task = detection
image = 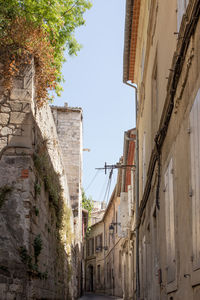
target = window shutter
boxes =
[190,88,200,269]
[165,158,176,283]
[100,234,102,248]
[142,132,146,192]
[128,185,132,217]
[95,236,97,252]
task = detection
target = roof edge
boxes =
[123,0,134,83]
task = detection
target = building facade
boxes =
[123,0,200,299]
[84,128,136,299]
[91,200,106,225]
[51,104,83,242]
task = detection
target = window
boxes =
[107,263,109,285]
[91,238,94,255]
[190,88,200,270]
[97,265,100,283]
[177,0,189,31]
[119,250,122,276]
[95,234,103,252]
[86,240,89,256]
[142,132,146,192]
[141,46,145,79]
[88,238,94,256]
[164,158,176,283]
[151,54,158,144]
[116,211,118,233]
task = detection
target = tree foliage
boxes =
[82,189,93,219]
[0,0,91,104]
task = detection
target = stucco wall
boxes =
[135,1,200,299]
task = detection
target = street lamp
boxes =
[109,224,115,235]
[96,246,108,252]
[109,222,121,235]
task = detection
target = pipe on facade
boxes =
[124,81,140,300]
[103,220,106,295]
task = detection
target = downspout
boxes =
[124,81,140,300]
[104,220,106,295]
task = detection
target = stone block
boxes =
[10,102,22,112]
[0,275,7,283]
[1,106,11,113]
[0,127,13,136]
[13,128,22,136]
[10,88,32,102]
[0,283,7,293]
[0,137,7,148]
[22,103,31,113]
[13,77,24,89]
[8,135,32,148]
[21,124,32,137]
[0,113,9,125]
[24,75,33,90]
[10,112,26,124]
[6,292,16,300]
[9,283,23,293]
[4,148,15,155]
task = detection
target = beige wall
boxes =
[84,189,135,299]
[133,0,200,299]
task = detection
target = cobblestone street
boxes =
[79,294,123,300]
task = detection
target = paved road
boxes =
[79,294,123,300]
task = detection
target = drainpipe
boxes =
[124,81,140,300]
[104,220,106,295]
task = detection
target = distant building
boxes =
[91,200,106,225]
[51,103,83,242]
[84,128,136,299]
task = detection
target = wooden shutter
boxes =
[165,158,176,283]
[95,236,98,252]
[128,185,133,217]
[190,88,200,269]
[92,238,94,254]
[142,132,146,192]
[100,234,102,248]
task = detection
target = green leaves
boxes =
[0,0,92,98]
[82,189,93,218]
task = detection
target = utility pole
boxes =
[96,162,135,174]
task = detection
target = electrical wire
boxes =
[85,169,100,191]
[97,173,109,202]
[105,169,113,203]
[101,168,113,204]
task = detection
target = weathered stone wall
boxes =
[0,60,77,299]
[51,105,82,209]
[51,105,83,245]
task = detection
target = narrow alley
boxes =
[1,0,200,300]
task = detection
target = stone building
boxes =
[0,59,83,299]
[91,200,106,225]
[51,104,83,242]
[84,128,136,299]
[123,0,200,299]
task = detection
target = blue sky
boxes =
[53,0,136,202]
